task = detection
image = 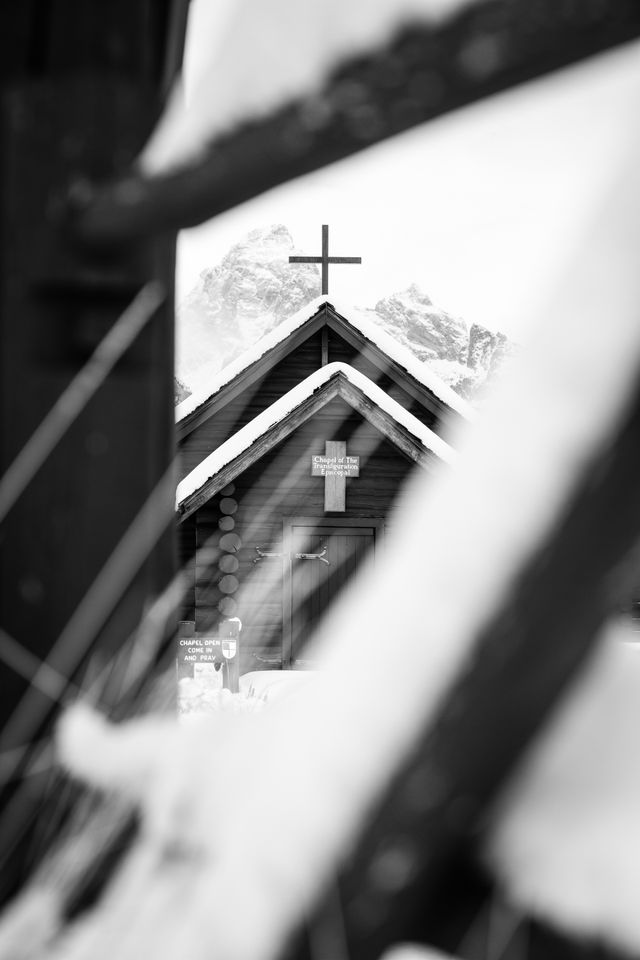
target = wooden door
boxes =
[285,522,379,667]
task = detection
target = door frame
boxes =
[282,516,385,669]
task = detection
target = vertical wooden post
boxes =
[0,2,185,899]
[321,223,329,296]
[220,618,241,694]
[321,326,329,366]
[324,440,346,511]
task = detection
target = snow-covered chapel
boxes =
[175,297,471,674]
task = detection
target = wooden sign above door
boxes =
[311,441,360,511]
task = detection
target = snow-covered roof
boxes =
[176,361,454,509]
[175,297,474,424]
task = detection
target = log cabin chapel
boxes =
[175,287,471,678]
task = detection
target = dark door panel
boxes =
[288,524,376,665]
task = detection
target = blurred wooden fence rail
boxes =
[0,0,187,899]
[2,3,640,959]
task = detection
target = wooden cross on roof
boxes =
[289,224,361,295]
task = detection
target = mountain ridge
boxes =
[176,224,515,404]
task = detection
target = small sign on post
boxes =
[311,441,360,511]
[176,618,241,692]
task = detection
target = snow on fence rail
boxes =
[1,119,639,960]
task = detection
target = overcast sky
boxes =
[176,7,640,341]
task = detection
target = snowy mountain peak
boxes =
[374,284,468,364]
[177,225,320,387]
[176,227,515,404]
[406,282,433,306]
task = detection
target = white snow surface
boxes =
[486,628,640,957]
[176,360,454,507]
[381,948,456,960]
[141,0,476,175]
[239,670,317,703]
[175,296,473,422]
[33,129,640,960]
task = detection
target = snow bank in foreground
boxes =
[486,626,640,955]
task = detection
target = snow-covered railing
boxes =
[3,6,640,960]
[2,112,638,960]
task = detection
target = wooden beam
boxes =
[321,326,329,366]
[66,0,640,244]
[0,2,183,900]
[323,440,347,511]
